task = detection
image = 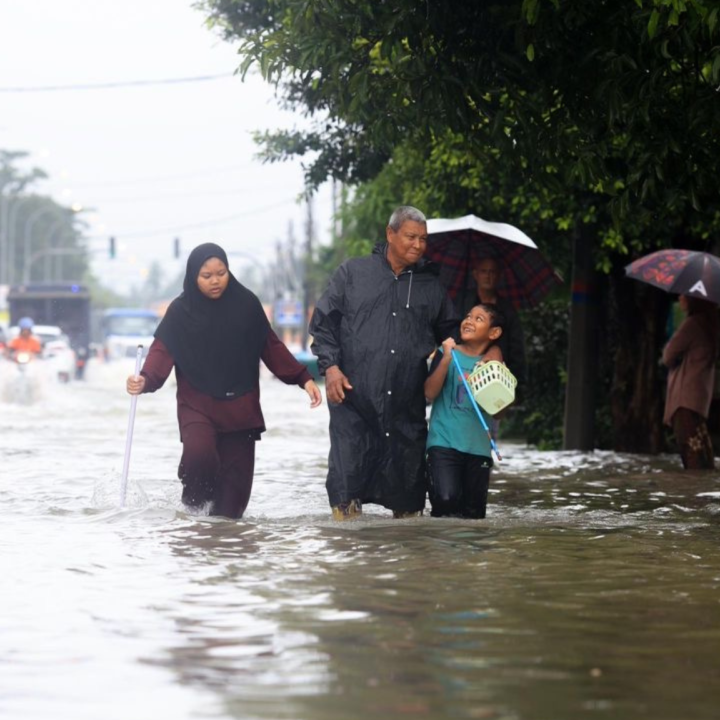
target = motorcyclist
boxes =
[7,317,43,359]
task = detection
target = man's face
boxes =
[472,258,500,292]
[386,220,427,269]
[19,328,31,338]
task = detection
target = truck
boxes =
[8,282,91,354]
[101,307,161,360]
[7,283,92,379]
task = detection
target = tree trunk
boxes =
[563,231,600,450]
[609,267,670,453]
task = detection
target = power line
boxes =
[64,163,258,190]
[78,186,281,204]
[85,198,301,240]
[0,73,233,93]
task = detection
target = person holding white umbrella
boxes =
[464,257,527,384]
[425,214,563,386]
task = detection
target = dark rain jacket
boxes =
[309,243,459,512]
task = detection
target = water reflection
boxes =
[145,511,720,720]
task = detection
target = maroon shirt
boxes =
[140,330,313,437]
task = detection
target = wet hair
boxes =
[468,302,505,330]
[388,205,426,231]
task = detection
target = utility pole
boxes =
[301,197,315,351]
[563,231,599,450]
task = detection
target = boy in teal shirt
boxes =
[424,303,505,518]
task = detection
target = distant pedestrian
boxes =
[662,294,720,469]
[309,206,459,520]
[126,242,322,518]
[424,303,504,518]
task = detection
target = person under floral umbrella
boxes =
[662,294,720,469]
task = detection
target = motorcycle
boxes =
[2,350,40,404]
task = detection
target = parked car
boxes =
[7,324,77,383]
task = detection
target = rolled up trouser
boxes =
[179,419,256,519]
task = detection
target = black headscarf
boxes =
[154,242,270,400]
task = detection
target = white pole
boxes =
[120,345,143,507]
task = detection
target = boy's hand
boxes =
[440,337,456,357]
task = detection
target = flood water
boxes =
[1,359,719,720]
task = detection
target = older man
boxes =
[310,206,458,519]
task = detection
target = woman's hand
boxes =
[304,379,323,408]
[126,374,146,395]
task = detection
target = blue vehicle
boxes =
[102,308,160,360]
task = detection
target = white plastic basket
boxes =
[467,360,517,415]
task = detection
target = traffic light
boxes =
[174,237,180,259]
[109,236,116,259]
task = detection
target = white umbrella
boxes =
[425,214,562,309]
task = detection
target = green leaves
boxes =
[200,0,720,250]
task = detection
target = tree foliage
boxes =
[0,151,87,285]
[198,0,720,450]
[201,0,720,228]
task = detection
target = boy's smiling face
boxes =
[461,305,502,344]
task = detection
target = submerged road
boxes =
[1,357,719,720]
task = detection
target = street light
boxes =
[226,250,268,297]
[5,196,35,285]
[1,194,50,285]
[20,206,65,284]
[21,207,82,283]
[0,191,18,285]
[23,247,86,283]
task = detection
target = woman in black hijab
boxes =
[126,243,322,518]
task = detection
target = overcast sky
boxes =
[0,0,333,294]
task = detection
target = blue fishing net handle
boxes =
[450,349,502,462]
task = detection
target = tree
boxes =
[201,0,719,221]
[199,0,720,451]
[0,150,93,286]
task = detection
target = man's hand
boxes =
[480,345,503,365]
[325,365,353,404]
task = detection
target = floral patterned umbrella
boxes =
[624,249,720,305]
[425,214,562,310]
